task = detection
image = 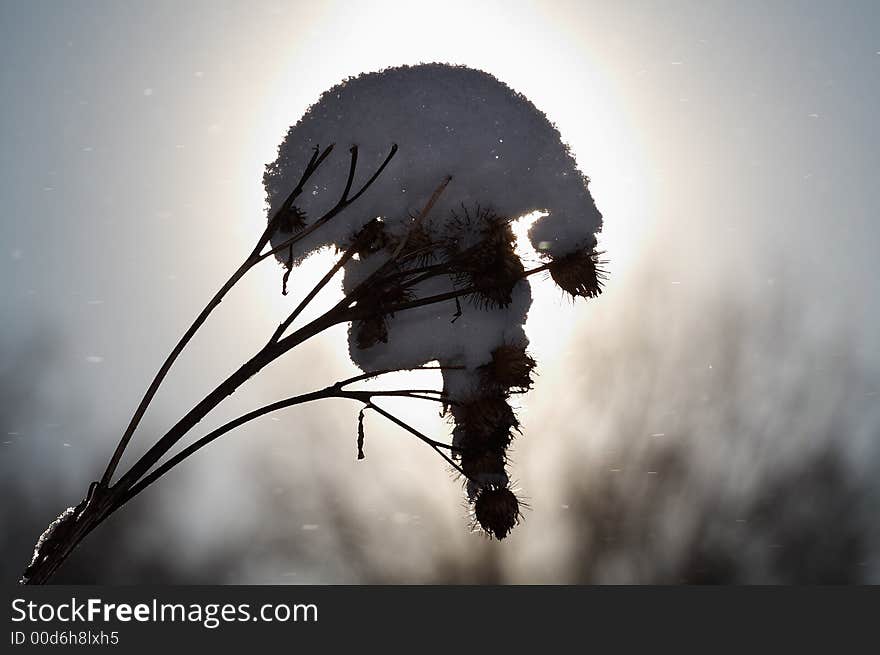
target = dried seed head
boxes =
[444,203,505,246]
[473,486,520,539]
[360,271,413,309]
[461,449,507,482]
[275,204,307,234]
[480,344,536,392]
[463,241,524,308]
[352,271,413,350]
[354,218,388,257]
[548,247,607,299]
[444,206,524,308]
[457,394,518,441]
[454,423,514,453]
[452,394,518,454]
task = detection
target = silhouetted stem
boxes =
[271,221,373,343]
[259,144,398,262]
[334,364,463,387]
[100,259,254,488]
[365,403,469,479]
[118,387,456,511]
[112,309,343,496]
[99,144,339,488]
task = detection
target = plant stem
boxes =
[117,387,455,511]
[112,308,344,496]
[100,258,254,488]
[98,144,343,488]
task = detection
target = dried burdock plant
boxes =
[21,64,605,584]
[547,244,608,299]
[479,344,537,392]
[473,487,522,540]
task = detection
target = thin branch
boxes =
[100,257,251,487]
[117,386,456,509]
[334,365,463,389]
[270,229,364,342]
[350,390,455,407]
[365,402,472,481]
[260,144,335,252]
[346,143,399,204]
[343,389,453,407]
[363,389,446,395]
[258,144,398,263]
[118,388,333,508]
[341,146,358,202]
[99,144,338,487]
[112,305,344,495]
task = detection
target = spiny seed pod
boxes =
[441,206,524,308]
[467,244,525,308]
[461,449,507,481]
[548,247,607,299]
[458,394,519,438]
[444,203,504,242]
[473,487,520,539]
[360,274,412,309]
[275,204,307,234]
[449,219,524,309]
[480,344,536,392]
[352,273,413,350]
[454,423,514,453]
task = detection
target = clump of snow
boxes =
[265,64,602,379]
[264,63,602,263]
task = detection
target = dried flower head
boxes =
[456,393,519,443]
[351,270,414,349]
[473,486,521,539]
[463,242,525,308]
[461,449,507,482]
[443,206,524,308]
[548,246,607,299]
[455,424,514,454]
[480,344,536,392]
[353,218,389,258]
[275,204,307,234]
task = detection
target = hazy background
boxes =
[1,0,878,583]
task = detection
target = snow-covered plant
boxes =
[21,64,604,584]
[266,64,604,539]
